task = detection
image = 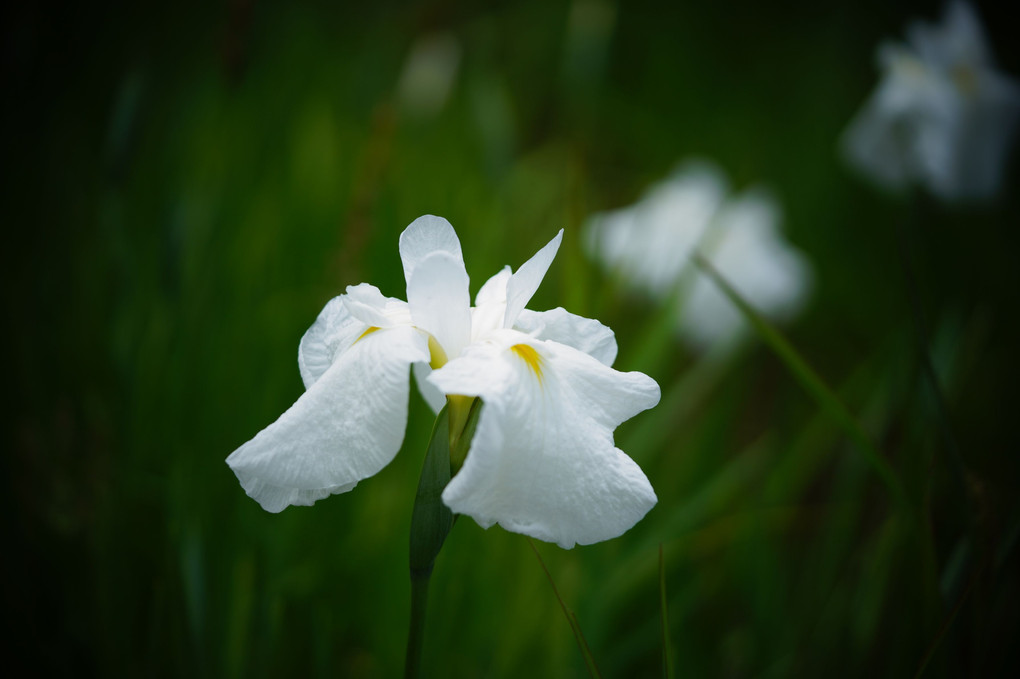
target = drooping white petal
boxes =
[227,325,430,512]
[298,296,365,389]
[428,330,659,548]
[503,229,563,329]
[406,250,471,362]
[514,307,617,366]
[342,283,413,328]
[398,215,463,287]
[944,73,1020,199]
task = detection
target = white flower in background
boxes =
[841,1,1020,201]
[680,188,811,347]
[227,216,659,548]
[585,161,727,299]
[396,33,461,118]
[584,161,812,348]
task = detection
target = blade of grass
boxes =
[692,253,910,512]
[913,552,987,679]
[659,544,675,679]
[895,215,971,522]
[527,538,602,678]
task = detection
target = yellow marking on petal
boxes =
[511,343,543,381]
[355,326,381,343]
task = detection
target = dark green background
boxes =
[4,1,1019,676]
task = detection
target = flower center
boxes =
[511,343,543,381]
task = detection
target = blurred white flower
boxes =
[227,216,659,548]
[841,1,1020,201]
[396,33,461,118]
[585,161,812,348]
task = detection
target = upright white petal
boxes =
[475,266,511,306]
[406,250,472,362]
[298,297,365,389]
[514,307,618,366]
[503,230,563,328]
[908,1,989,69]
[429,330,659,548]
[227,326,430,512]
[398,215,463,286]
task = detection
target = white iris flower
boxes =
[841,1,1020,201]
[585,161,812,348]
[227,215,659,549]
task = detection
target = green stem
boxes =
[404,407,456,678]
[404,571,432,679]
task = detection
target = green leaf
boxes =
[409,405,455,578]
[692,253,911,512]
[406,405,458,679]
[660,544,675,679]
[527,538,603,679]
[405,400,483,678]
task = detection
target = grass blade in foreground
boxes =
[692,253,910,511]
[660,544,675,679]
[527,538,603,678]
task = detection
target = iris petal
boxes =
[429,330,659,548]
[398,215,464,287]
[475,266,511,306]
[503,230,563,328]
[228,326,430,512]
[298,296,364,389]
[514,307,618,367]
[412,361,446,413]
[406,250,472,363]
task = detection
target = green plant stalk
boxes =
[693,253,911,511]
[659,544,675,679]
[404,572,432,679]
[404,400,482,678]
[404,407,455,679]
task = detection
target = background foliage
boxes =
[4,0,1019,676]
